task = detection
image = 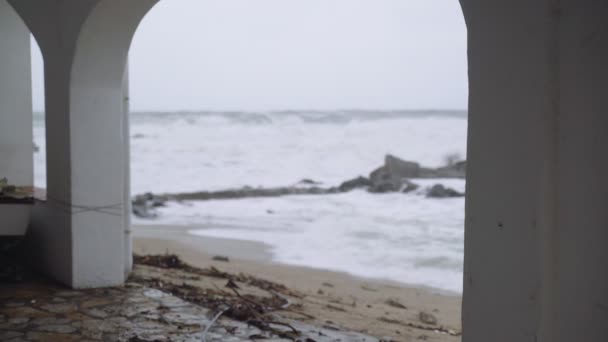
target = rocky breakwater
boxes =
[339,154,465,196]
[132,154,466,219]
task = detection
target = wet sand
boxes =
[133,224,462,341]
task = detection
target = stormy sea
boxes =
[34,110,467,293]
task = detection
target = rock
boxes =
[367,155,425,193]
[384,154,421,178]
[426,184,464,198]
[369,163,420,194]
[435,160,466,178]
[338,176,372,192]
[368,167,401,193]
[401,180,420,193]
[297,178,323,186]
[131,193,166,219]
[384,298,407,310]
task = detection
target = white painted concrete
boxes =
[8,0,157,288]
[1,206,32,236]
[462,0,608,341]
[0,0,33,236]
[123,62,133,277]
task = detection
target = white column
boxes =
[461,0,608,341]
[553,1,608,340]
[0,0,33,192]
[9,0,157,288]
[0,0,33,237]
[123,61,133,276]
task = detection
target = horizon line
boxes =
[33,108,469,113]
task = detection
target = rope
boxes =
[45,195,125,217]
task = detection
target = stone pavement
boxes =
[0,279,379,342]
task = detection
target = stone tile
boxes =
[1,282,378,342]
[143,288,166,298]
[0,307,49,319]
[79,298,116,309]
[26,332,81,342]
[83,308,108,319]
[54,291,83,298]
[39,303,78,313]
[7,317,29,325]
[30,317,72,326]
[35,324,78,334]
[0,331,24,340]
[3,302,25,308]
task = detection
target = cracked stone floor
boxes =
[0,278,379,342]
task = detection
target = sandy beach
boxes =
[133,225,462,341]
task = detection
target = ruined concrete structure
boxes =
[0,1,606,341]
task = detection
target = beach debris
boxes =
[134,254,301,298]
[212,255,230,262]
[321,282,334,288]
[134,254,185,269]
[325,304,347,312]
[131,254,311,340]
[360,284,379,292]
[202,306,229,342]
[418,311,438,325]
[378,316,401,325]
[225,279,241,291]
[385,298,407,310]
[378,315,461,337]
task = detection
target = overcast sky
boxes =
[32,0,467,111]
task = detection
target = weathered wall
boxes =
[462,0,608,341]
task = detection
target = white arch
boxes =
[7,0,158,288]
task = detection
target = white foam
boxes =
[128,112,467,194]
[150,189,465,293]
[37,111,467,293]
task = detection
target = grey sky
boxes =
[32,0,467,111]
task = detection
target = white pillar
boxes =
[123,61,133,276]
[9,0,157,288]
[461,1,608,341]
[553,1,608,340]
[0,0,33,192]
[0,0,33,237]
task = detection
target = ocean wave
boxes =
[126,110,467,126]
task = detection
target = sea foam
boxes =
[35,110,467,293]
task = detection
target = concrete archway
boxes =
[6,0,158,288]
